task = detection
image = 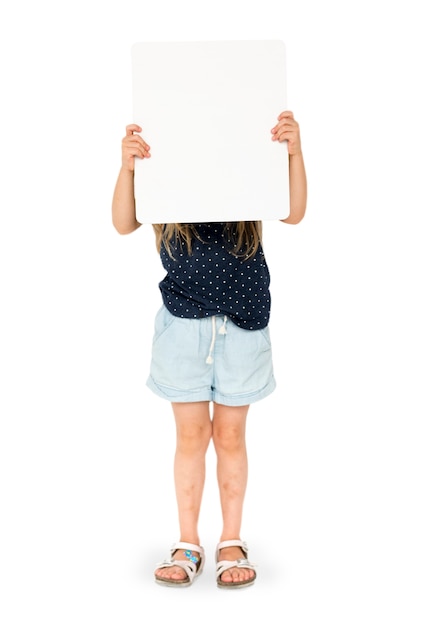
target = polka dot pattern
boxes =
[158,223,271,330]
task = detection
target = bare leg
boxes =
[212,402,255,584]
[155,401,212,582]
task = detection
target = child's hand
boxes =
[271,111,302,156]
[121,124,151,171]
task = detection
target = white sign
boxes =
[131,40,288,223]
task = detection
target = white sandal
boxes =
[215,539,257,589]
[154,542,205,587]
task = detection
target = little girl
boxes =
[112,111,307,588]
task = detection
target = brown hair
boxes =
[152,222,263,260]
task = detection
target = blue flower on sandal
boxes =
[184,550,199,564]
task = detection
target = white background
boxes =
[0,1,425,624]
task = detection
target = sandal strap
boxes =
[156,558,198,581]
[215,540,256,581]
[171,541,205,559]
[216,558,256,578]
[215,539,248,561]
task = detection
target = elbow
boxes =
[281,215,303,225]
[112,220,141,235]
[280,207,306,225]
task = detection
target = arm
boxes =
[111,124,151,234]
[271,111,307,224]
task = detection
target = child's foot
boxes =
[154,543,204,587]
[217,545,256,585]
[155,549,196,582]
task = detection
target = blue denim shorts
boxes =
[146,306,276,406]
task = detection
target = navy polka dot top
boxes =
[158,223,271,330]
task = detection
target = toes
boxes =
[155,566,187,581]
[170,569,187,580]
[221,567,254,583]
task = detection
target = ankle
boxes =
[219,535,241,543]
[179,537,201,547]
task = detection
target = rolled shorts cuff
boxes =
[146,375,276,406]
[213,376,276,406]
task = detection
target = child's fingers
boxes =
[277,110,294,120]
[123,142,150,159]
[126,135,150,151]
[126,124,142,136]
[123,129,151,155]
[271,114,299,139]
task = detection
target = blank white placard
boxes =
[131,40,288,224]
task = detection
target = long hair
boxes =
[152,222,263,260]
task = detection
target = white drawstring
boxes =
[206,315,227,364]
[219,315,228,335]
[206,317,216,364]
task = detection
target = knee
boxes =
[176,421,212,454]
[212,423,245,454]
